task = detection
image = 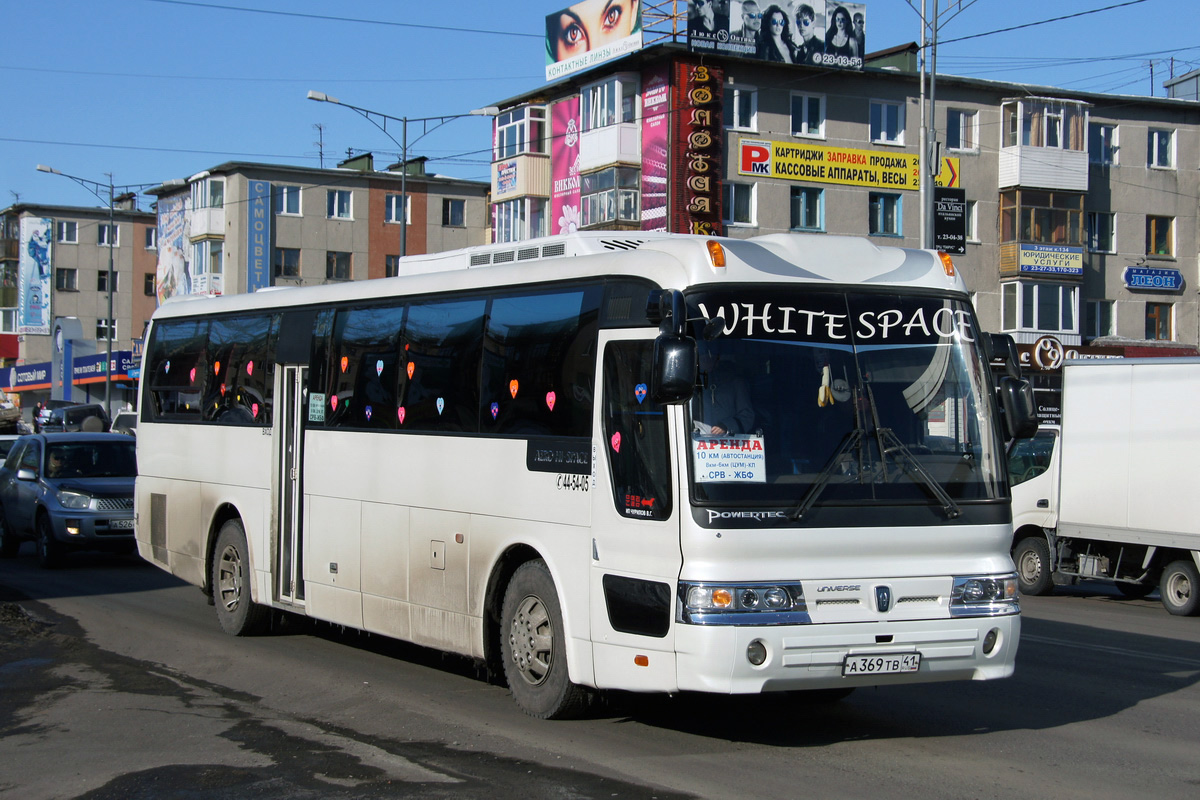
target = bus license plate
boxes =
[109,519,134,530]
[842,653,920,676]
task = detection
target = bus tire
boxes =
[1013,536,1053,596]
[1160,560,1200,617]
[212,519,270,636]
[500,560,591,719]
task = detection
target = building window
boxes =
[97,224,119,247]
[0,309,13,335]
[945,108,977,151]
[209,240,223,275]
[442,198,465,227]
[1000,189,1084,246]
[144,273,156,296]
[869,101,904,145]
[1146,215,1173,257]
[494,105,548,159]
[56,268,78,291]
[790,186,823,231]
[1146,303,1172,340]
[274,185,301,215]
[274,247,300,278]
[582,73,638,132]
[724,85,757,131]
[790,92,825,138]
[144,226,157,249]
[1089,123,1118,165]
[965,200,979,242]
[327,189,352,219]
[580,167,640,228]
[494,197,548,243]
[97,271,118,292]
[384,194,409,224]
[868,192,902,236]
[56,221,77,244]
[1002,100,1085,150]
[385,255,400,277]
[326,251,351,281]
[1147,128,1174,169]
[1085,300,1114,340]
[1087,211,1116,253]
[1001,281,1078,335]
[96,318,117,341]
[190,178,225,209]
[723,183,755,226]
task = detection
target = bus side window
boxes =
[602,341,672,521]
[145,318,209,421]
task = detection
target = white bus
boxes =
[135,231,1035,718]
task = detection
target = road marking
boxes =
[1022,633,1200,669]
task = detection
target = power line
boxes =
[941,0,1149,45]
[142,0,541,39]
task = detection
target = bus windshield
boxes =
[687,288,1004,512]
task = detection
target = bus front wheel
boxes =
[500,560,592,719]
[212,519,270,636]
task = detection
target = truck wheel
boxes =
[1160,560,1200,616]
[212,519,270,635]
[1013,537,1053,596]
[500,560,592,719]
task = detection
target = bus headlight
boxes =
[678,582,809,625]
[950,574,1019,617]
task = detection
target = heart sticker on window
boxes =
[331,395,338,411]
[610,432,621,453]
[164,360,171,374]
[436,397,445,415]
[214,361,221,376]
[189,367,196,384]
[340,356,348,373]
[220,383,226,396]
[635,384,648,404]
[376,360,383,377]
[546,391,556,411]
[509,380,519,398]
[398,407,406,424]
[251,403,259,418]
[407,361,415,380]
[246,361,253,376]
[491,402,499,420]
[365,405,373,421]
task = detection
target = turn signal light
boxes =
[706,240,726,268]
[937,250,956,276]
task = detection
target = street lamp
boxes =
[36,164,149,414]
[307,90,499,256]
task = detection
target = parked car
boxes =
[0,433,137,567]
[109,410,138,437]
[40,404,112,434]
[34,399,77,433]
[0,435,20,461]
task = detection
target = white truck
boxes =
[1008,358,1200,616]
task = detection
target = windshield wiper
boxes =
[786,428,864,521]
[875,427,962,519]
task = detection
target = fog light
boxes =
[747,639,767,666]
[982,628,999,655]
[66,520,82,536]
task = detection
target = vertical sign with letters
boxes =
[933,187,966,255]
[247,180,271,293]
[672,61,723,236]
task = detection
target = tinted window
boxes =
[325,303,407,429]
[481,287,600,437]
[205,314,279,424]
[46,442,137,478]
[401,298,487,432]
[145,319,209,421]
[602,341,672,521]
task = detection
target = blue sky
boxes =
[3,0,1196,210]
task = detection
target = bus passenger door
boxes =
[589,333,682,692]
[277,364,306,605]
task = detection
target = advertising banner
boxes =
[640,63,670,232]
[1123,266,1183,292]
[1018,244,1083,276]
[737,137,959,190]
[550,96,582,235]
[688,1,865,71]
[933,187,967,255]
[156,194,189,304]
[17,217,52,335]
[672,62,724,236]
[246,180,271,293]
[545,0,644,81]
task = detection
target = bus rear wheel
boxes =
[1160,560,1200,616]
[212,519,270,636]
[500,560,591,719]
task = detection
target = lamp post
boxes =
[35,164,147,415]
[306,91,498,256]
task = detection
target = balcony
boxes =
[999,98,1089,192]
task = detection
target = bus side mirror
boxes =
[997,376,1038,440]
[988,333,1022,380]
[652,333,697,404]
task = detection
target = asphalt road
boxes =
[2,545,1198,800]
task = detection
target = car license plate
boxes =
[109,519,134,530]
[842,652,920,676]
